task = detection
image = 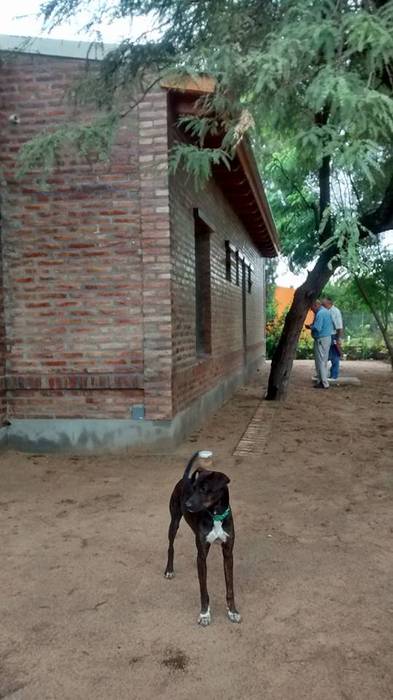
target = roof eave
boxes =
[236,139,279,256]
[161,76,279,257]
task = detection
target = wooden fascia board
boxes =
[236,139,280,255]
[162,78,279,256]
[161,75,216,94]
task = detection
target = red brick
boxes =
[0,51,267,428]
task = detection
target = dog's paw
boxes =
[227,609,242,623]
[198,607,211,626]
[164,571,175,579]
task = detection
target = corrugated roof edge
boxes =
[0,34,116,60]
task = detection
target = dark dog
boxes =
[164,451,241,626]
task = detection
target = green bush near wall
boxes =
[344,339,387,360]
[266,314,389,362]
[266,312,314,360]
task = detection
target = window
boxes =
[194,211,212,355]
[225,240,232,282]
[235,250,240,286]
[248,265,253,293]
[225,241,253,293]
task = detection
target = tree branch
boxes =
[354,275,393,368]
[119,76,163,118]
[273,157,320,231]
[360,173,393,236]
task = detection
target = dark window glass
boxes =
[194,213,212,355]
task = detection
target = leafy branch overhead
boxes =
[15,0,393,266]
[16,114,119,179]
[169,144,232,188]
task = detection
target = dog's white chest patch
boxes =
[206,520,229,544]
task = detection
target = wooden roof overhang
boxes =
[161,76,279,258]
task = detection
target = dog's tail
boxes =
[183,451,200,481]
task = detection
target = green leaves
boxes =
[17,113,118,179]
[320,211,362,269]
[15,0,393,270]
[169,143,232,189]
[344,7,393,78]
[260,145,320,269]
[177,115,221,146]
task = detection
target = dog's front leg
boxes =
[196,539,211,626]
[222,541,241,623]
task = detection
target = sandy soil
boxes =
[0,360,392,700]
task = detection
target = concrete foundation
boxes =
[312,376,361,386]
[0,355,263,453]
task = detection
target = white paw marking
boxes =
[227,609,242,623]
[164,571,175,579]
[206,521,229,544]
[198,607,211,626]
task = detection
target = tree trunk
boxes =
[265,155,393,400]
[265,247,336,400]
[354,276,393,370]
[266,115,333,401]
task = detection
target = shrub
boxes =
[296,331,314,359]
[266,313,314,359]
[344,338,387,360]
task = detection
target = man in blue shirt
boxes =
[322,296,344,379]
[307,300,334,389]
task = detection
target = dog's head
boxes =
[185,468,230,513]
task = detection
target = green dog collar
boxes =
[210,507,231,522]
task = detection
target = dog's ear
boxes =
[214,471,230,487]
[192,467,212,482]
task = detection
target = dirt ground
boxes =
[1,360,393,700]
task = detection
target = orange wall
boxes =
[275,287,314,326]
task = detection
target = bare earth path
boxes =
[0,360,392,700]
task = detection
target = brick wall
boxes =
[0,51,266,429]
[0,228,6,423]
[169,157,265,415]
[0,53,146,419]
[137,91,173,420]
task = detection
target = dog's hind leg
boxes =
[164,491,182,579]
[222,541,241,623]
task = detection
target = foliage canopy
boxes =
[18,0,393,267]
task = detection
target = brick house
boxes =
[0,35,278,452]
